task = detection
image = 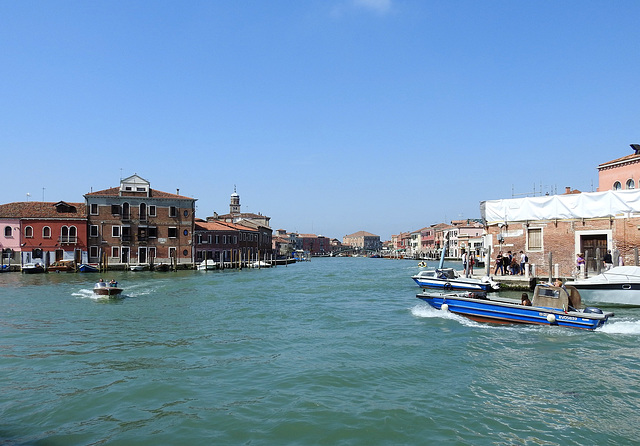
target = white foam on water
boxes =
[598,319,640,335]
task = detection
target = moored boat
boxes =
[565,266,640,306]
[22,263,46,274]
[93,280,123,297]
[416,284,613,330]
[129,264,147,271]
[412,268,499,292]
[47,260,74,272]
[197,259,218,271]
[78,263,99,273]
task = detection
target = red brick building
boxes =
[194,220,261,264]
[84,175,196,267]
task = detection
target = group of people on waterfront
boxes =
[494,251,528,276]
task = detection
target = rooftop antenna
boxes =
[42,187,45,202]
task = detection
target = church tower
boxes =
[230,186,241,214]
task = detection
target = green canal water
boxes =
[1,257,640,445]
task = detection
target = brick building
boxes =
[84,175,196,267]
[194,220,261,264]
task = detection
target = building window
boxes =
[112,246,120,258]
[42,226,50,238]
[89,225,99,238]
[626,179,635,190]
[148,227,157,238]
[183,229,188,236]
[149,247,156,259]
[149,205,156,217]
[69,226,77,242]
[25,226,33,238]
[215,235,219,244]
[4,226,11,237]
[122,203,130,220]
[168,227,177,238]
[112,226,121,238]
[169,206,177,217]
[527,228,542,251]
[223,235,227,244]
[89,246,99,258]
[183,210,189,217]
[140,203,147,220]
[90,203,98,215]
[197,234,203,244]
[111,204,121,215]
[613,181,622,190]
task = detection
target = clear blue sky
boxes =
[2,1,639,241]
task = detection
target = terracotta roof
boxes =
[195,221,256,232]
[0,202,87,219]
[85,187,194,200]
[598,153,640,169]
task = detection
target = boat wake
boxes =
[598,318,640,335]
[72,289,105,300]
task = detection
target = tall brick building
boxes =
[84,175,196,267]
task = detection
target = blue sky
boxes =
[2,1,639,240]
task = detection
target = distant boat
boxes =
[93,280,123,297]
[22,263,45,274]
[129,264,146,272]
[197,259,218,271]
[250,260,271,268]
[78,264,99,273]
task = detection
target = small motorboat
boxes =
[129,264,147,271]
[47,260,74,272]
[565,266,640,306]
[416,284,613,330]
[197,259,218,271]
[412,268,500,292]
[250,260,271,268]
[93,280,123,297]
[78,263,99,273]
[22,263,46,274]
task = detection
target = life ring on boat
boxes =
[443,282,453,291]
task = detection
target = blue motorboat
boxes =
[78,263,99,273]
[416,284,613,330]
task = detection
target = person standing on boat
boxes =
[494,252,503,275]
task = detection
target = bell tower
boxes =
[230,186,240,214]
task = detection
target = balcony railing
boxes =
[58,236,78,244]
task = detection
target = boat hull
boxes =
[93,287,123,297]
[416,292,612,330]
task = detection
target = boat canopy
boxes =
[532,285,583,310]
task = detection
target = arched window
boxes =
[43,226,51,238]
[613,181,622,190]
[122,202,130,220]
[61,226,69,243]
[25,226,33,238]
[4,226,11,237]
[69,226,77,242]
[626,179,635,190]
[140,203,147,220]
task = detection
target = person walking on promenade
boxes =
[494,252,503,275]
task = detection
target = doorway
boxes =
[580,234,607,272]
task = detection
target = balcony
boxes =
[58,236,78,244]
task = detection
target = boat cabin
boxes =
[532,285,583,311]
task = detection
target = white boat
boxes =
[129,264,147,271]
[197,259,218,271]
[565,266,640,306]
[412,268,500,292]
[22,263,45,274]
[250,260,271,268]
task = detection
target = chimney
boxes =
[565,187,571,194]
[176,188,180,195]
